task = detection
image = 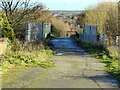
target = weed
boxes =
[79,41,119,82]
[1,40,55,73]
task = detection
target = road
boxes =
[3,38,119,88]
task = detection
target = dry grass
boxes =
[51,18,72,37]
[1,40,54,73]
[107,46,119,58]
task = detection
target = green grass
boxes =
[1,40,55,73]
[79,41,120,82]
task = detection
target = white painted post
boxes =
[25,23,32,42]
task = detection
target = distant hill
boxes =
[49,10,84,15]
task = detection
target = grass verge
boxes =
[0,40,55,74]
[78,41,120,82]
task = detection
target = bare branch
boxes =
[0,0,44,27]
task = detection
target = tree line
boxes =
[76,2,119,45]
[0,0,63,41]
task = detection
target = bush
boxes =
[0,16,15,42]
[1,40,54,73]
[84,2,118,35]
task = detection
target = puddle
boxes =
[56,53,63,56]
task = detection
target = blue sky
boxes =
[32,0,118,10]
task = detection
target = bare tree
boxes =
[83,2,118,45]
[0,0,44,27]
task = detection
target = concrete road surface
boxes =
[3,38,119,89]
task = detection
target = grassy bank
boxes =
[0,40,55,73]
[79,41,120,82]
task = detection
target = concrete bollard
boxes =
[0,40,7,55]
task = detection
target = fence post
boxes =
[25,23,31,42]
[90,25,91,43]
[41,22,44,40]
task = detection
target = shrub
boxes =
[1,41,54,73]
[0,16,15,42]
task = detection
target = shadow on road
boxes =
[48,37,119,88]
